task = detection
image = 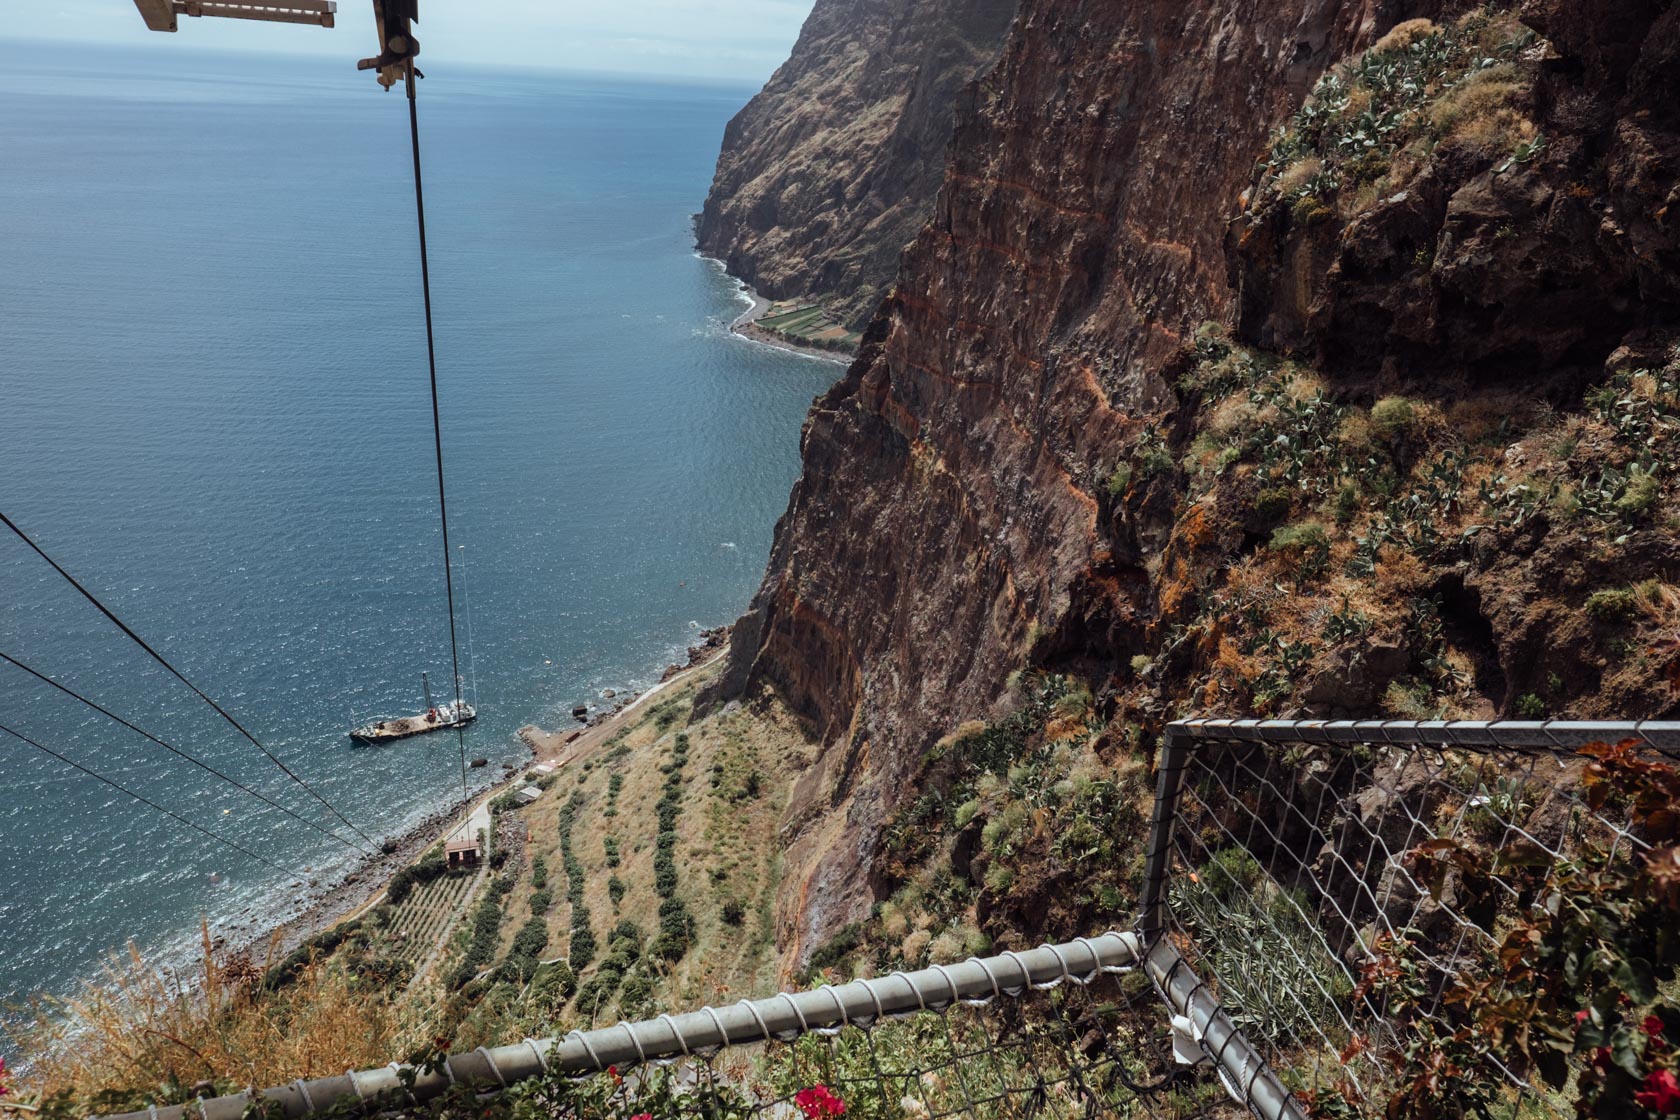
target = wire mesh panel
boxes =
[1146,720,1680,1119]
[507,975,1229,1120]
[95,935,1243,1120]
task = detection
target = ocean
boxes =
[0,41,836,1022]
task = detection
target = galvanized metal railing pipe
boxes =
[96,933,1143,1120]
[1143,939,1308,1120]
[1169,717,1680,753]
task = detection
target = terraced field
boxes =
[384,870,477,966]
[753,302,861,351]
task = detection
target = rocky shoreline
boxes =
[227,629,737,969]
[224,768,529,970]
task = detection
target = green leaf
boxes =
[1615,957,1658,1003]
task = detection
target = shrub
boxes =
[529,888,553,916]
[651,898,694,961]
[1615,467,1661,520]
[568,905,597,969]
[1105,462,1132,499]
[807,923,864,974]
[448,878,512,990]
[721,898,746,927]
[1332,482,1360,525]
[1254,487,1294,527]
[530,855,547,891]
[1370,396,1421,444]
[528,960,576,1012]
[603,836,620,868]
[1292,195,1335,226]
[1269,520,1329,554]
[1269,520,1331,584]
[1428,65,1533,157]
[1586,588,1640,624]
[607,876,626,907]
[1275,155,1324,197]
[495,916,551,985]
[1514,692,1545,719]
[1372,17,1437,53]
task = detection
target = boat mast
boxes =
[422,671,434,712]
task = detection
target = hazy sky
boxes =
[3,0,814,83]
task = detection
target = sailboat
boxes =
[349,671,476,744]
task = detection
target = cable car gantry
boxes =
[131,1,421,91]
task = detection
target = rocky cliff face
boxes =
[705,0,1680,966]
[695,0,1016,332]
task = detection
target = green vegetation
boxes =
[650,733,696,961]
[573,920,645,1022]
[1586,587,1640,624]
[385,849,450,908]
[448,876,514,990]
[1261,9,1539,218]
[557,791,596,969]
[1170,847,1349,1042]
[1331,744,1680,1119]
[753,301,862,352]
[494,917,550,986]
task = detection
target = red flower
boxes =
[1635,1069,1680,1114]
[795,1085,846,1120]
[608,1065,623,1087]
[1646,1015,1668,1041]
[0,1055,8,1097]
[631,1113,651,1120]
[1576,1009,1592,1026]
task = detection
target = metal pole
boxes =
[1171,717,1680,754]
[1137,725,1190,944]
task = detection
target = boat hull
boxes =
[350,703,477,744]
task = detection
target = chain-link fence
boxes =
[99,934,1253,1120]
[94,720,1680,1120]
[1139,719,1680,1119]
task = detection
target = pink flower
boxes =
[631,1113,651,1120]
[1635,1069,1680,1114]
[795,1085,846,1120]
[1575,1009,1591,1025]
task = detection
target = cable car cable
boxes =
[0,720,308,884]
[402,60,469,802]
[0,650,373,854]
[0,508,379,847]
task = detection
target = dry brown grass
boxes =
[1429,65,1534,156]
[1373,18,1438,53]
[1274,155,1323,196]
[14,925,414,1107]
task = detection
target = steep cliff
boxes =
[706,0,1680,966]
[695,0,1016,333]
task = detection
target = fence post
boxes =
[1137,722,1190,945]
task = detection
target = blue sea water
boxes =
[0,41,835,1020]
